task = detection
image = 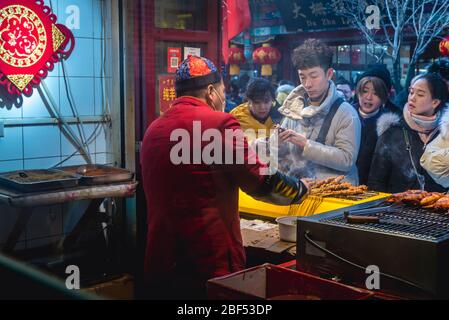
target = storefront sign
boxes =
[158,74,176,114]
[0,0,75,96]
[250,0,284,29]
[184,47,201,60]
[274,0,352,32]
[167,47,181,73]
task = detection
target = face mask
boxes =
[211,87,225,111]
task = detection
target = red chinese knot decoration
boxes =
[0,0,75,96]
[228,44,245,76]
[252,43,281,77]
[439,37,449,57]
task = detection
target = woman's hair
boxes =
[355,76,389,103]
[411,72,449,111]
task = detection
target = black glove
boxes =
[251,170,309,205]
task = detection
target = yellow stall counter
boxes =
[238,189,391,219]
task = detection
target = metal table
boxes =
[0,181,137,254]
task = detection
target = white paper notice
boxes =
[184,47,201,60]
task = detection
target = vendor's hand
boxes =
[279,129,308,148]
[291,177,312,203]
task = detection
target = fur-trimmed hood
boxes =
[377,107,449,138]
[278,81,342,120]
[277,85,308,119]
[376,112,401,137]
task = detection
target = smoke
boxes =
[287,159,317,180]
[383,139,426,190]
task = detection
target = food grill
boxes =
[329,190,380,201]
[323,205,449,241]
[296,201,449,298]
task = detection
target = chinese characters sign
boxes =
[250,0,284,29]
[0,0,74,96]
[158,75,176,114]
[274,0,352,32]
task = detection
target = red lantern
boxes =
[228,45,245,76]
[439,37,449,57]
[252,43,281,77]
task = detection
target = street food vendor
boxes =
[140,55,309,299]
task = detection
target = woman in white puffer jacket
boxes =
[421,107,449,188]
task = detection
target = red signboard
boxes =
[167,47,181,73]
[158,74,176,114]
[0,0,74,96]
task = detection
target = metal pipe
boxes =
[37,86,92,164]
[2,116,107,127]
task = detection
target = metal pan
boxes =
[0,169,79,193]
[56,164,134,185]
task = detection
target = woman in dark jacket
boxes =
[368,72,449,193]
[354,66,401,185]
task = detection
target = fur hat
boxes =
[357,65,392,91]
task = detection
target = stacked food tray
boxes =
[57,164,134,185]
[0,169,79,192]
[0,165,134,193]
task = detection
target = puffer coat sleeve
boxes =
[420,134,449,188]
[301,106,361,172]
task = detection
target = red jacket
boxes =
[140,97,304,297]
